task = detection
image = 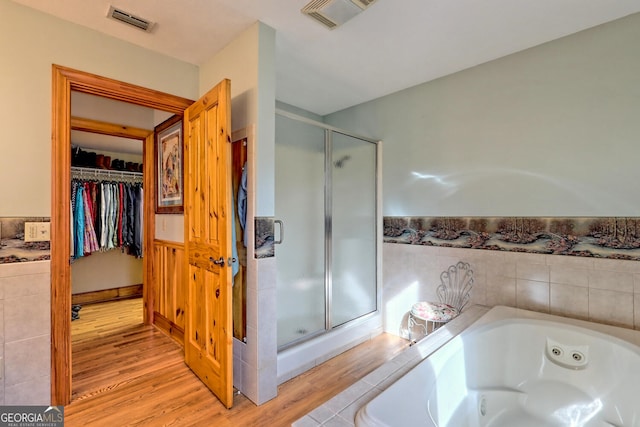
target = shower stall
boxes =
[275,109,381,355]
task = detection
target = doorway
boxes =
[51,65,193,405]
[68,97,154,399]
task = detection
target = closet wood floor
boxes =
[67,298,407,427]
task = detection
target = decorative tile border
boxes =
[0,217,51,263]
[255,217,274,258]
[384,217,640,261]
[12,214,635,262]
[2,215,277,263]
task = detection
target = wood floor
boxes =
[67,298,408,426]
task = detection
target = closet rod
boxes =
[71,166,143,181]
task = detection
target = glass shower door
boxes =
[275,114,326,348]
[330,132,377,327]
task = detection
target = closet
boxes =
[68,92,152,309]
[70,164,144,307]
[67,91,195,346]
[69,93,175,313]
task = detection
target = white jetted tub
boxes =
[356,306,640,427]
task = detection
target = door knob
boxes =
[210,256,225,266]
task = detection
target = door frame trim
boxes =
[51,65,193,405]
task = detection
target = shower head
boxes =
[334,155,351,168]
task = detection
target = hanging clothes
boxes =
[108,181,116,249]
[71,180,79,259]
[124,184,135,247]
[73,184,85,259]
[231,191,239,278]
[132,185,143,258]
[82,183,99,255]
[238,161,248,247]
[71,177,143,258]
[99,181,109,249]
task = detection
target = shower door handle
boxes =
[274,220,284,244]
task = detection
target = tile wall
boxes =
[0,217,51,404]
[383,243,640,338]
[0,260,51,405]
[233,216,278,404]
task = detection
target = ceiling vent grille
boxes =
[353,0,376,6]
[107,6,154,32]
[302,0,377,29]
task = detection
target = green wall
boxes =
[325,13,640,217]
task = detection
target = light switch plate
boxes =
[24,222,51,242]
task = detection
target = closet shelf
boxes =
[71,166,143,181]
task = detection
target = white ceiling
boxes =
[13,0,640,116]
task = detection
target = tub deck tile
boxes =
[323,380,372,415]
[360,358,404,387]
[337,386,383,423]
[307,404,336,424]
[292,415,322,427]
[322,415,353,426]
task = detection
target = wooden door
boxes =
[183,79,233,408]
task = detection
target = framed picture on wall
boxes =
[155,114,184,213]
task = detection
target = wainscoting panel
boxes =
[152,239,185,344]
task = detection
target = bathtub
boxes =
[356,306,640,427]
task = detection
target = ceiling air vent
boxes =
[107,6,155,32]
[302,0,377,29]
[353,0,376,6]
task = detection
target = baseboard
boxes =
[154,312,185,346]
[72,284,143,306]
